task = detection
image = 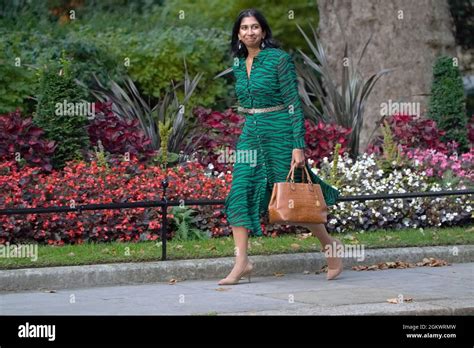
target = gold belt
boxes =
[237,104,286,114]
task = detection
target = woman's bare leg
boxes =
[232,225,249,264]
[306,223,333,250]
[220,226,251,280]
[301,223,343,277]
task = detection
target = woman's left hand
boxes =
[291,148,305,168]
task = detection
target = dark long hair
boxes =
[230,8,281,58]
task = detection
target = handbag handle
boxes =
[285,162,314,185]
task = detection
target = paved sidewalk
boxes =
[1,262,472,315]
[1,245,472,292]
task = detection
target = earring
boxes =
[238,40,242,50]
[261,39,265,49]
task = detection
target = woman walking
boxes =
[221,8,343,285]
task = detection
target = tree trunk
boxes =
[317,0,457,155]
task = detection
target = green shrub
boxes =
[34,56,90,169]
[58,33,127,93]
[0,32,38,114]
[104,26,231,110]
[427,55,469,152]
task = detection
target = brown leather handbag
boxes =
[268,163,328,224]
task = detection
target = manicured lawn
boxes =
[0,224,472,270]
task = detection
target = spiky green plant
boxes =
[78,58,202,155]
[295,22,394,160]
[328,142,342,187]
[375,120,404,173]
[158,119,172,169]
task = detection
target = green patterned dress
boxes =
[224,47,341,236]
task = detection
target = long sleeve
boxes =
[277,52,306,149]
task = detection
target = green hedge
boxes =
[34,58,90,169]
[427,55,469,152]
[1,1,320,114]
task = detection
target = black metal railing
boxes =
[0,178,472,260]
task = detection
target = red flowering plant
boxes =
[0,110,56,172]
[0,158,233,245]
[86,102,156,165]
[303,119,351,167]
[183,107,244,173]
[468,115,474,145]
[367,113,451,156]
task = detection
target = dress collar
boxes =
[238,47,270,66]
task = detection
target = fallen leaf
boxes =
[44,290,56,293]
[352,259,442,271]
[386,297,414,304]
[352,265,368,271]
[215,287,231,291]
[68,252,75,257]
[342,235,360,244]
[169,279,178,285]
[175,245,184,250]
[290,243,300,250]
[274,272,285,277]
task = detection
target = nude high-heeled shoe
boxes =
[326,238,343,280]
[218,260,254,285]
